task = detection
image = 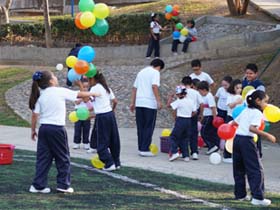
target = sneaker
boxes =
[29,185,51,194]
[173,52,178,56]
[102,164,116,171]
[169,153,180,161]
[206,146,219,155]
[223,158,233,163]
[139,151,155,157]
[57,187,74,193]
[192,153,199,160]
[183,157,190,162]
[72,143,80,149]
[238,195,251,201]
[251,198,271,206]
[83,143,90,150]
[87,148,97,153]
[146,56,151,60]
[116,165,121,170]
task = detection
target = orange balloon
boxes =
[75,12,88,30]
[74,60,89,74]
[165,13,173,20]
[173,4,180,11]
[259,119,265,131]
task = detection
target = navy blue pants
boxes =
[74,120,90,144]
[217,108,227,121]
[90,120,97,149]
[224,115,233,159]
[201,116,220,149]
[171,40,180,52]
[170,117,191,158]
[146,34,160,57]
[182,37,193,53]
[233,135,264,200]
[136,107,157,152]
[96,112,121,168]
[190,113,198,154]
[33,124,71,190]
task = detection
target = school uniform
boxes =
[169,97,196,158]
[90,84,120,168]
[233,108,265,200]
[182,27,197,53]
[215,87,229,121]
[146,21,162,58]
[134,66,160,152]
[190,72,214,86]
[200,92,220,150]
[32,87,78,190]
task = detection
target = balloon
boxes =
[66,55,78,68]
[242,86,255,100]
[264,121,270,132]
[80,11,96,28]
[197,121,202,132]
[198,136,205,148]
[74,60,90,74]
[91,154,105,169]
[263,104,280,123]
[91,18,109,36]
[149,144,158,155]
[172,10,179,16]
[209,152,221,165]
[212,116,225,128]
[175,22,183,30]
[173,4,180,11]
[253,134,258,143]
[79,0,95,12]
[94,3,110,19]
[161,129,171,137]
[76,107,89,120]
[225,139,233,154]
[165,13,172,20]
[56,63,63,71]
[69,111,79,123]
[85,63,97,78]
[165,5,173,13]
[232,104,246,119]
[218,124,237,140]
[67,68,82,82]
[180,28,189,36]
[179,35,186,43]
[173,31,180,39]
[259,119,265,131]
[78,46,96,63]
[75,12,88,30]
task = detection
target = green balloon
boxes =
[91,18,109,36]
[264,121,270,132]
[85,63,97,78]
[176,23,183,30]
[76,107,89,120]
[79,0,95,12]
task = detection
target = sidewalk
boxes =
[251,0,280,20]
[1,125,280,193]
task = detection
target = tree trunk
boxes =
[227,0,238,16]
[5,0,12,10]
[241,0,250,15]
[43,0,52,48]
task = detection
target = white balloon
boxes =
[56,63,64,71]
[179,35,186,43]
[209,152,222,165]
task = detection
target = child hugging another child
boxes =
[29,71,100,194]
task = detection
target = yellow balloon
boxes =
[93,3,110,19]
[253,134,258,143]
[180,28,189,36]
[225,139,233,154]
[161,129,171,137]
[91,154,105,169]
[242,86,255,100]
[66,56,78,68]
[80,11,96,28]
[69,111,79,123]
[264,104,280,123]
[149,144,159,155]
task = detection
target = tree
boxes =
[0,0,12,24]
[43,0,52,48]
[227,0,250,16]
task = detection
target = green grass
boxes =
[1,149,279,210]
[0,67,33,127]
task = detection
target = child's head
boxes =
[181,76,192,86]
[187,19,195,28]
[151,13,158,22]
[247,90,268,111]
[151,58,165,70]
[176,86,187,99]
[191,59,201,75]
[245,63,258,82]
[227,79,242,95]
[221,75,233,90]
[92,72,110,93]
[192,78,200,90]
[81,77,89,91]
[197,81,209,96]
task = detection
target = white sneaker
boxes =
[116,166,121,170]
[87,148,97,153]
[72,143,80,149]
[183,157,190,162]
[251,198,271,206]
[223,158,233,163]
[206,146,219,155]
[139,151,155,157]
[238,195,251,201]
[102,164,116,171]
[29,185,51,194]
[146,56,151,60]
[57,187,74,193]
[169,153,180,161]
[173,52,178,56]
[192,153,199,160]
[83,143,90,150]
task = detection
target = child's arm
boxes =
[130,87,137,113]
[31,112,39,141]
[228,98,243,109]
[172,110,177,120]
[77,91,100,98]
[112,98,117,112]
[152,85,162,109]
[211,107,217,118]
[249,125,276,143]
[75,99,82,105]
[167,93,175,108]
[198,103,204,121]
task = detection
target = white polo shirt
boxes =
[171,97,196,118]
[34,87,78,126]
[226,94,242,117]
[186,87,203,110]
[150,21,161,34]
[134,66,160,109]
[190,72,214,85]
[201,92,216,116]
[215,87,229,111]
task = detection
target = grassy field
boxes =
[0,149,279,210]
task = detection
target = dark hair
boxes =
[75,43,82,48]
[227,79,242,94]
[81,77,89,83]
[181,76,192,86]
[94,72,110,94]
[197,81,209,91]
[187,20,195,28]
[222,75,233,84]
[151,13,158,21]
[245,63,258,73]
[192,78,200,88]
[191,59,201,68]
[29,71,53,110]
[150,58,165,70]
[247,90,266,110]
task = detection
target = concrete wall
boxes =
[0,0,62,10]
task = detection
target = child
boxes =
[189,59,215,89]
[223,79,243,163]
[29,71,99,194]
[191,78,200,90]
[73,79,93,150]
[167,86,196,162]
[232,90,276,206]
[215,76,233,120]
[181,76,204,160]
[197,81,220,154]
[89,72,120,171]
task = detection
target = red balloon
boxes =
[259,119,265,131]
[198,136,205,147]
[218,124,237,140]
[212,116,225,128]
[74,60,89,74]
[172,10,179,16]
[75,12,88,30]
